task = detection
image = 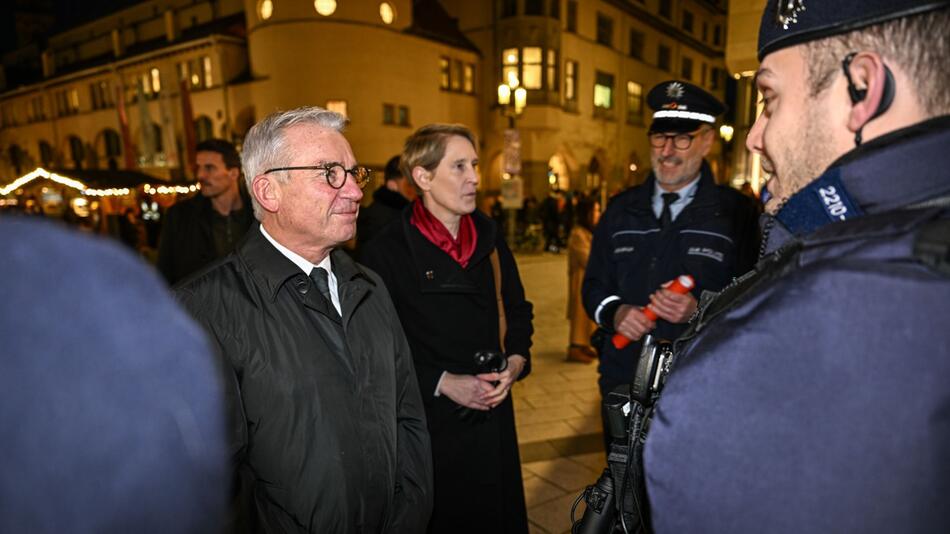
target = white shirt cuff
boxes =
[595,296,621,326]
[433,371,447,397]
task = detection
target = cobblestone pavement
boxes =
[512,252,605,534]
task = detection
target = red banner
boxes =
[115,80,136,169]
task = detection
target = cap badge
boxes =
[776,0,806,30]
[665,82,685,99]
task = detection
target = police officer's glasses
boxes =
[649,130,704,150]
[263,163,371,190]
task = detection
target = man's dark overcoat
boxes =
[175,227,433,534]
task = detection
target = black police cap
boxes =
[758,0,950,60]
[647,80,725,134]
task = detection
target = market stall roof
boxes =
[1,168,199,197]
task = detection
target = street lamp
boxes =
[719,124,735,143]
[497,77,527,247]
[497,81,527,126]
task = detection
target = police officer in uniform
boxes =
[644,1,950,532]
[582,81,760,446]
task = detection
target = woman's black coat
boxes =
[362,208,534,533]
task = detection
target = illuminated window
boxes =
[522,47,542,89]
[626,81,642,123]
[564,60,577,102]
[463,64,474,94]
[326,100,347,117]
[314,0,336,16]
[203,56,213,87]
[150,68,162,93]
[379,2,395,24]
[502,48,519,87]
[503,47,557,91]
[440,57,450,89]
[258,0,273,20]
[594,71,614,110]
[178,57,212,90]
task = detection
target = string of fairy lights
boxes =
[0,168,200,198]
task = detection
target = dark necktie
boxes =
[309,267,341,321]
[660,192,680,228]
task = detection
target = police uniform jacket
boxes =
[582,161,760,390]
[361,208,533,533]
[645,115,950,533]
[174,227,433,534]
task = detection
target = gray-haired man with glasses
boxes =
[583,80,761,451]
[174,106,433,534]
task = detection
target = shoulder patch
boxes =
[913,218,950,277]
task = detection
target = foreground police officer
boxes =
[644,1,950,532]
[583,81,760,447]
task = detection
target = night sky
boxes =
[1,0,142,55]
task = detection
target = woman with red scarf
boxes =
[361,124,533,533]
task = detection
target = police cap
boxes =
[647,80,725,134]
[758,0,950,60]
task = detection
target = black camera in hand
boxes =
[454,350,508,423]
[474,349,508,375]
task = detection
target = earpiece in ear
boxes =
[841,52,897,146]
[842,52,866,104]
[869,65,895,121]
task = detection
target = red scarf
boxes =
[410,199,478,268]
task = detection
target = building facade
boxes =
[1,0,733,201]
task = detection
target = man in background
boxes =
[356,155,415,253]
[157,138,254,284]
[583,80,760,449]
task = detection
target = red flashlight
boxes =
[612,274,695,349]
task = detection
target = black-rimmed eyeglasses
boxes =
[648,129,706,150]
[263,163,371,190]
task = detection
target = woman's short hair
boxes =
[400,124,477,191]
